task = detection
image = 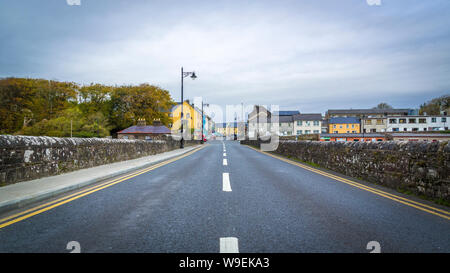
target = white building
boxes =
[293,114,322,135]
[385,115,448,132]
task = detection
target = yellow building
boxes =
[215,122,239,137]
[170,101,203,140]
[329,117,361,134]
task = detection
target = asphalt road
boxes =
[0,140,449,253]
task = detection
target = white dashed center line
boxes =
[223,153,226,157]
[222,173,232,192]
[223,159,228,166]
[220,237,239,253]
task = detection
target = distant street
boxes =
[0,140,449,253]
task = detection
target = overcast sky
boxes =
[1,0,449,122]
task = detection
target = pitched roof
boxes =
[293,113,322,121]
[329,117,360,124]
[327,109,410,115]
[275,115,293,122]
[118,125,171,134]
[272,111,300,116]
[248,105,271,119]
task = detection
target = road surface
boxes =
[0,140,449,253]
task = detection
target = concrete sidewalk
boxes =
[0,145,201,213]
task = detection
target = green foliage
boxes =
[0,77,175,138]
[109,84,175,133]
[373,102,393,109]
[19,107,110,138]
[419,95,450,115]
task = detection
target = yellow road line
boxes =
[0,145,206,229]
[246,145,450,220]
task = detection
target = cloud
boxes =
[1,0,449,121]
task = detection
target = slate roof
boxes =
[293,113,322,121]
[118,125,171,134]
[272,111,300,116]
[327,109,410,115]
[275,115,294,122]
[329,117,360,124]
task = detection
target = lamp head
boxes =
[190,72,197,80]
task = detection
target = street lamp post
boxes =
[180,67,197,149]
[201,101,209,144]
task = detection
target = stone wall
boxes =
[0,135,200,186]
[241,139,450,202]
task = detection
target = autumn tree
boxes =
[109,84,174,134]
[419,95,450,115]
[1,77,175,137]
[0,78,77,134]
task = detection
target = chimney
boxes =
[137,118,146,126]
[152,118,162,126]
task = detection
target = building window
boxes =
[334,131,338,133]
[419,118,426,124]
[122,135,129,139]
[333,125,336,128]
[376,119,384,125]
[403,128,407,131]
[352,131,356,133]
[399,119,406,124]
[352,124,355,128]
[313,121,319,126]
[392,128,399,132]
[339,125,343,129]
[371,129,376,133]
[431,117,437,123]
[306,121,311,126]
[297,130,302,135]
[313,130,319,134]
[365,120,372,125]
[346,131,350,133]
[408,118,416,123]
[297,121,302,126]
[442,117,447,122]
[389,119,397,124]
[305,130,311,134]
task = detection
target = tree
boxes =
[20,107,110,138]
[373,103,393,109]
[1,77,176,137]
[0,78,77,134]
[109,84,175,133]
[419,95,450,115]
